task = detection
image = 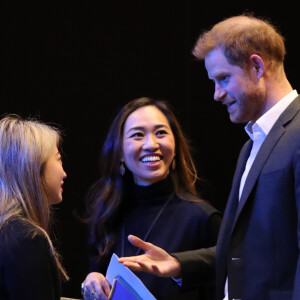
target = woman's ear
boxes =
[120,147,124,162]
[120,149,125,176]
[119,161,125,176]
[250,54,264,78]
[172,154,176,170]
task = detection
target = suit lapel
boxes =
[235,96,300,221]
[217,140,252,258]
[224,141,252,228]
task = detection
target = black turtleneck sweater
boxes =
[90,177,222,300]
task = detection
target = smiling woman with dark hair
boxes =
[81,97,222,300]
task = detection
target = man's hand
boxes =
[118,235,181,278]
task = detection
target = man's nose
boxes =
[214,84,226,102]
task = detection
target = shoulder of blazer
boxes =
[278,95,300,126]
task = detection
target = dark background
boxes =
[3,1,299,298]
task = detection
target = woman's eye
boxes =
[156,130,167,136]
[130,132,143,138]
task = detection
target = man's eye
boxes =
[219,76,229,86]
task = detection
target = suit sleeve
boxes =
[172,212,221,289]
[173,246,216,288]
[4,233,59,300]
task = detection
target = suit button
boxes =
[231,257,241,260]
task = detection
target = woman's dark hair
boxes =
[87,97,199,259]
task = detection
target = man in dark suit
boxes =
[119,14,300,300]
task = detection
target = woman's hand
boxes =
[118,235,181,278]
[82,272,111,300]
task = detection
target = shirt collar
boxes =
[245,90,298,140]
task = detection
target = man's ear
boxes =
[250,54,264,78]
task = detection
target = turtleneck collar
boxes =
[131,176,174,206]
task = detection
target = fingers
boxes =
[128,234,154,251]
[82,272,111,300]
[83,283,108,300]
[151,264,160,274]
[118,255,141,264]
[122,259,156,274]
[83,287,98,300]
[121,261,144,271]
[101,279,111,297]
[93,278,110,299]
[135,260,159,275]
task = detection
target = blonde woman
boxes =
[0,115,68,300]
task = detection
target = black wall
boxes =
[3,1,300,298]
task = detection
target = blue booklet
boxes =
[106,253,156,300]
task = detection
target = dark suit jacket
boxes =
[175,96,300,300]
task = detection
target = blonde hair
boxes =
[0,114,68,280]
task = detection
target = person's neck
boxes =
[264,74,293,112]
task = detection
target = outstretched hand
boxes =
[118,235,181,278]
